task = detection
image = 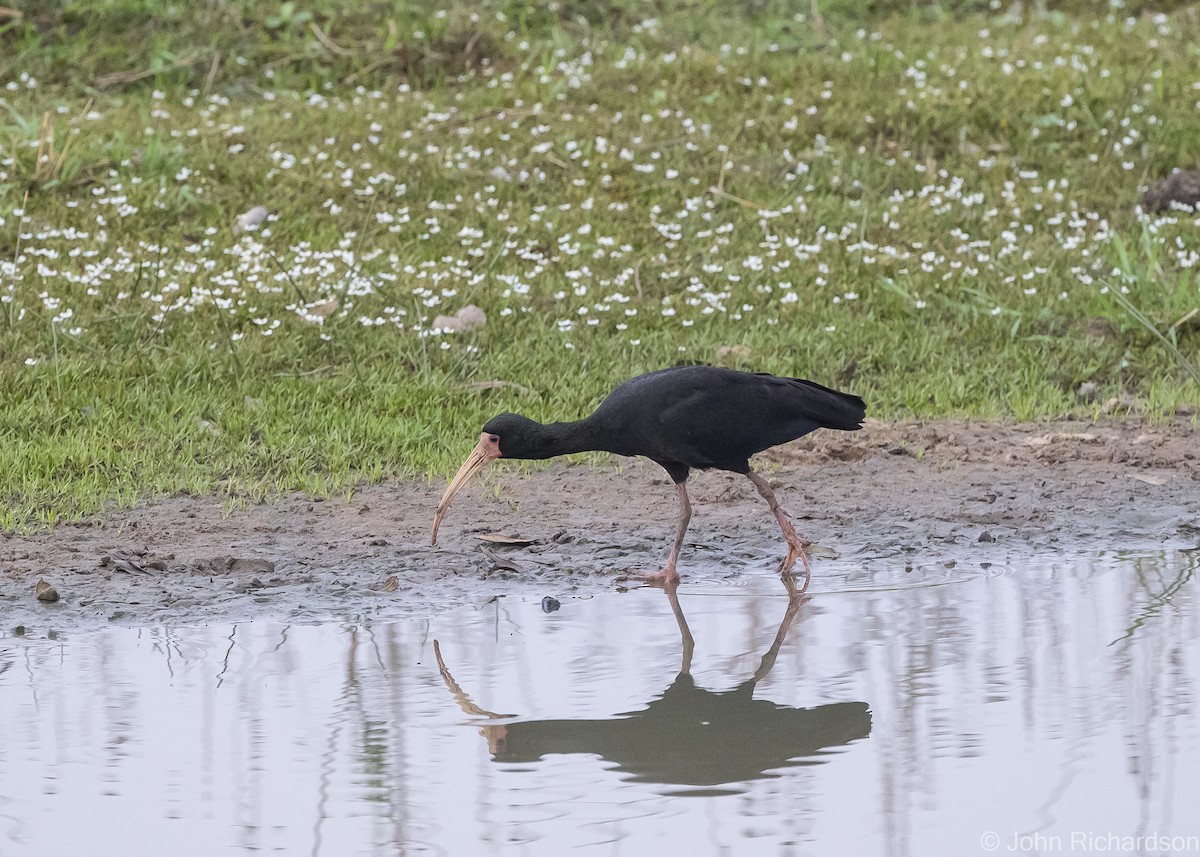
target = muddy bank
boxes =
[2,419,1198,632]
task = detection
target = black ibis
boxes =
[431,365,866,590]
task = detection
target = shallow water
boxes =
[2,551,1197,856]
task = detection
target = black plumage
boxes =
[433,366,866,590]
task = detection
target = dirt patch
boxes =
[3,419,1198,632]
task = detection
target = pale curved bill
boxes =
[431,434,497,545]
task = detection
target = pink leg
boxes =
[746,470,812,594]
[637,482,691,587]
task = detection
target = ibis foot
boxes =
[775,510,813,595]
[779,541,812,595]
[628,564,682,589]
[746,469,815,593]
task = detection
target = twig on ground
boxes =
[93,55,201,88]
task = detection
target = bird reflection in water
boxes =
[434,585,871,789]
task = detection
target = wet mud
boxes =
[2,419,1198,631]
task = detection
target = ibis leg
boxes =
[746,470,812,593]
[639,482,692,586]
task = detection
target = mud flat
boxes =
[2,419,1197,631]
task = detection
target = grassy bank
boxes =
[2,0,1199,529]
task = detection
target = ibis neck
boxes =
[527,419,601,458]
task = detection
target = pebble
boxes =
[230,558,276,575]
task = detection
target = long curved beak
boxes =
[431,433,500,545]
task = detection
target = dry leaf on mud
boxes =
[476,533,538,546]
[480,546,523,572]
[1129,473,1167,486]
[103,552,145,573]
[1101,396,1137,415]
[35,579,59,602]
[1022,432,1101,447]
[306,298,339,322]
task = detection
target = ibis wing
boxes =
[586,366,864,468]
[775,376,866,431]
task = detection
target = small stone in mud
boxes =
[432,304,486,333]
[1140,169,1200,213]
[35,579,60,603]
[234,204,269,233]
[541,596,561,613]
[978,530,996,543]
[229,558,276,575]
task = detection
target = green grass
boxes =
[2,0,1199,529]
